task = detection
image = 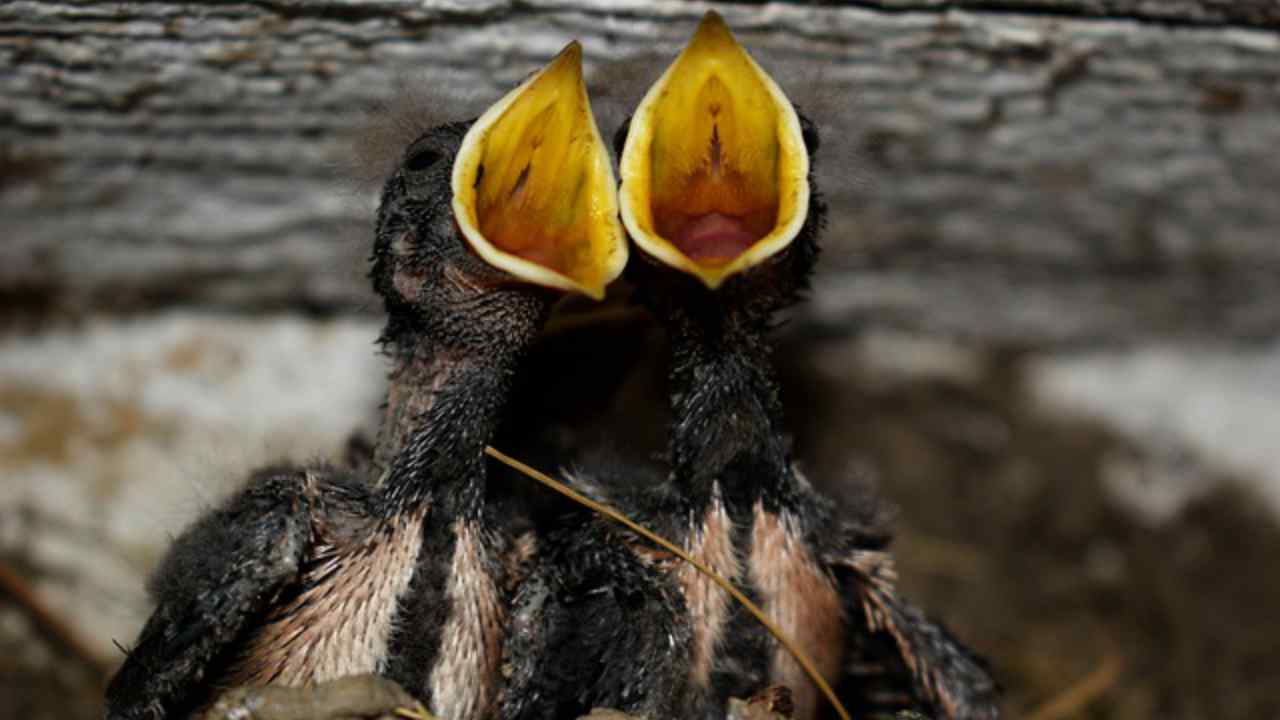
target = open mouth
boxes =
[452,42,627,300]
[619,12,810,288]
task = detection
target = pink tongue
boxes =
[671,213,758,264]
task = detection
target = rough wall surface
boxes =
[4,0,1278,345]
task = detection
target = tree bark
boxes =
[3,0,1278,346]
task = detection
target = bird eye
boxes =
[404,146,442,173]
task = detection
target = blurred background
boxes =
[2,1,1279,718]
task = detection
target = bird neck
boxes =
[665,300,793,507]
[374,332,524,516]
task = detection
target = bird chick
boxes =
[105,43,626,720]
[614,13,1001,720]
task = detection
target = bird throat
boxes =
[374,343,519,505]
[668,311,788,491]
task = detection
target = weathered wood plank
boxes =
[3,1,1278,345]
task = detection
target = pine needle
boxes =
[485,445,853,720]
[1024,650,1124,720]
[394,705,437,720]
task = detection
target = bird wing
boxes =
[827,545,1001,720]
[105,467,323,720]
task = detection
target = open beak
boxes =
[452,42,627,300]
[619,12,810,289]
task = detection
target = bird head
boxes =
[616,11,824,322]
[372,42,627,352]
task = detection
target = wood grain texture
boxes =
[3,1,1278,346]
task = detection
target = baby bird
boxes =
[502,12,997,720]
[105,43,626,720]
[615,13,1000,720]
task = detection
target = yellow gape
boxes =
[620,12,810,289]
[453,42,626,299]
